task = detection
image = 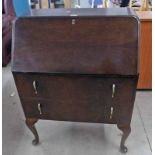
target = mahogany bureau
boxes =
[12,8,140,153]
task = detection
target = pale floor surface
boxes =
[2,65,152,155]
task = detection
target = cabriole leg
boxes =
[117,124,131,153]
[25,118,39,145]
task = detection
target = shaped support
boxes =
[26,118,39,145]
[117,124,131,153]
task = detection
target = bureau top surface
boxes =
[28,8,136,17]
[12,8,140,75]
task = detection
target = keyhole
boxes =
[72,19,76,25]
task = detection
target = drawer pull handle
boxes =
[38,103,42,115]
[112,84,115,98]
[33,81,37,94]
[110,107,114,119]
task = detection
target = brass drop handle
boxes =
[112,84,116,98]
[38,103,42,115]
[110,107,114,119]
[33,80,38,94]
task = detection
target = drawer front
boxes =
[14,74,117,99]
[13,16,139,75]
[20,98,114,123]
[14,73,137,124]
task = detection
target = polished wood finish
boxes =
[14,73,137,124]
[12,16,139,75]
[25,118,39,145]
[136,11,152,89]
[12,8,139,153]
[117,124,131,153]
[136,11,152,21]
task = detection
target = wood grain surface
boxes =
[137,11,152,89]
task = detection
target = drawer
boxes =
[13,73,137,99]
[14,73,138,124]
[20,98,116,123]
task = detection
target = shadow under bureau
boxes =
[12,8,140,153]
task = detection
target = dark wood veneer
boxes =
[12,8,139,153]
